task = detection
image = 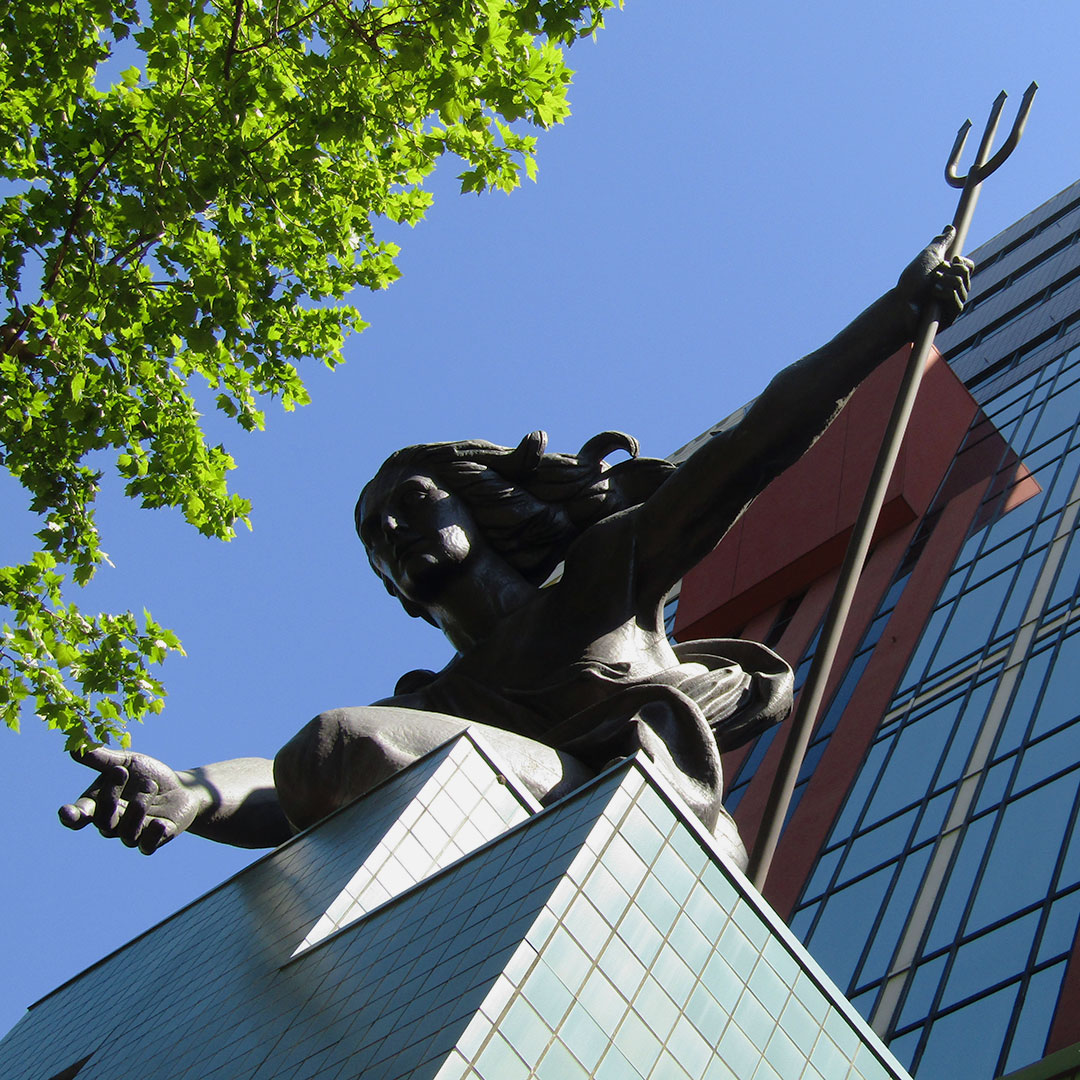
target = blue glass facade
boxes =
[706,182,1080,1080]
[794,345,1080,1075]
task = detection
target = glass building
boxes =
[674,182,1080,1080]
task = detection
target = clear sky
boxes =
[4,0,1080,1037]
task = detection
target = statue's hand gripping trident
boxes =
[748,83,1039,889]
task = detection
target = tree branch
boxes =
[223,0,246,80]
[105,231,165,269]
[42,133,133,297]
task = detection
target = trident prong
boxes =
[945,119,973,186]
[942,82,1037,262]
[747,84,1037,891]
[947,81,1038,188]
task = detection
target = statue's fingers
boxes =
[945,259,971,287]
[949,269,969,304]
[58,796,96,830]
[71,746,129,774]
[91,764,129,836]
[932,266,968,304]
[117,780,156,848]
[138,817,174,856]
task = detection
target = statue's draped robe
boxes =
[408,638,793,862]
[276,637,792,869]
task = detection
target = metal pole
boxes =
[747,83,1037,891]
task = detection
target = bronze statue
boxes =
[59,232,971,870]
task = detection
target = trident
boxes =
[747,83,1038,890]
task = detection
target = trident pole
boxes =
[747,83,1037,891]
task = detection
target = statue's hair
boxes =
[356,430,676,622]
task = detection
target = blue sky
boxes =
[4,0,1080,1036]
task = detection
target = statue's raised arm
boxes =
[625,230,971,605]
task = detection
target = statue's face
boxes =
[357,470,476,604]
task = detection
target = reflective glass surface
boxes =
[779,250,1080,1077]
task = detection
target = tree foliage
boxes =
[0,0,617,749]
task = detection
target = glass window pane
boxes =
[802,846,843,903]
[788,900,819,942]
[967,774,1080,932]
[1058,344,1080,378]
[929,575,1012,676]
[847,985,878,1022]
[994,550,1046,634]
[938,566,966,607]
[1001,961,1067,1075]
[887,1027,922,1071]
[1024,430,1071,475]
[982,461,1056,544]
[897,953,947,1029]
[1037,889,1080,963]
[805,864,895,994]
[1048,525,1080,609]
[901,606,951,692]
[839,809,917,884]
[828,740,890,844]
[974,757,1014,814]
[952,534,983,577]
[815,650,871,740]
[858,846,932,986]
[1031,514,1061,550]
[863,706,959,825]
[914,983,1019,1080]
[984,369,1039,420]
[914,788,955,843]
[1039,445,1080,520]
[1030,380,1080,445]
[1015,724,1080,792]
[940,910,1040,1009]
[995,649,1052,759]
[1013,381,1057,452]
[1053,809,1080,890]
[926,815,994,953]
[1032,631,1080,738]
[984,394,1027,432]
[971,534,1026,580]
[938,680,997,790]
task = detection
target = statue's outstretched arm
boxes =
[59,747,293,853]
[633,230,971,601]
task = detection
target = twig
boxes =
[223,0,246,80]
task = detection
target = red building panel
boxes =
[672,346,1045,925]
[675,348,980,642]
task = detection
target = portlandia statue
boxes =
[60,232,971,870]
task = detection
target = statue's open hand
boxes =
[59,747,203,855]
[897,226,974,331]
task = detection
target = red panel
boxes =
[676,345,1047,923]
[760,482,986,917]
[675,348,978,642]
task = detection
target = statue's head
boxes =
[355,430,675,623]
